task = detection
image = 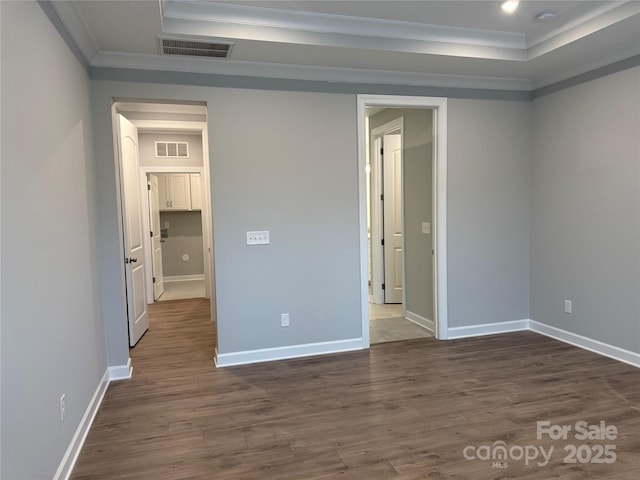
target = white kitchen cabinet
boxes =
[158,174,190,210]
[190,174,202,211]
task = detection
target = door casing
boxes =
[357,95,448,345]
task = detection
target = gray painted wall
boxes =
[369,108,434,321]
[160,211,204,277]
[1,2,106,478]
[139,132,203,168]
[531,66,640,352]
[92,81,361,358]
[447,99,533,328]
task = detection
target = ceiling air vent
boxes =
[160,38,233,59]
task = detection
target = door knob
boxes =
[125,257,138,264]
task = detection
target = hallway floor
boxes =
[158,279,205,301]
[369,303,431,344]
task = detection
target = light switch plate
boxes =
[246,231,270,245]
[422,222,431,234]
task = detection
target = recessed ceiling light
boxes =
[500,1,520,14]
[535,11,556,21]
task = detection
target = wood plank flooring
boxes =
[71,299,640,479]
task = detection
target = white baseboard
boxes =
[405,310,434,334]
[108,357,132,381]
[446,319,529,340]
[529,320,640,369]
[215,338,365,367]
[164,274,204,283]
[53,369,110,480]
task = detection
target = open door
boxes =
[117,114,149,346]
[148,174,164,300]
[382,133,403,304]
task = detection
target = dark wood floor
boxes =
[71,299,640,479]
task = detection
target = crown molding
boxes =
[162,1,526,61]
[164,1,526,49]
[527,1,640,59]
[48,0,98,63]
[532,47,640,90]
[90,50,533,91]
[163,0,640,63]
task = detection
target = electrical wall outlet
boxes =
[60,394,66,422]
[564,299,572,314]
[280,313,290,327]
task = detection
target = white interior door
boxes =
[118,114,149,346]
[383,133,403,303]
[148,174,164,300]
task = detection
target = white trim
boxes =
[91,51,533,92]
[531,43,640,90]
[405,310,434,334]
[49,0,99,62]
[529,320,640,369]
[214,338,365,367]
[357,95,448,344]
[163,274,205,283]
[108,358,133,381]
[447,319,529,340]
[163,1,525,51]
[53,370,110,480]
[527,2,640,54]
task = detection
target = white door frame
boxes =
[112,109,217,333]
[357,95,448,345]
[139,165,206,304]
[370,117,404,307]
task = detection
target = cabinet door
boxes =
[157,174,170,211]
[168,174,191,210]
[190,173,202,211]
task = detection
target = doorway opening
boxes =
[358,95,449,346]
[112,99,216,351]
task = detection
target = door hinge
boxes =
[147,184,151,191]
[381,238,385,246]
[380,148,384,155]
[380,194,384,201]
[150,231,153,238]
[382,283,386,290]
[432,249,435,255]
[152,276,156,283]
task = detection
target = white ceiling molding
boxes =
[527,1,640,58]
[51,1,639,93]
[91,50,533,91]
[162,1,639,62]
[49,0,99,62]
[531,42,640,90]
[162,1,526,61]
[163,1,526,50]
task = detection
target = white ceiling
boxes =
[53,1,640,90]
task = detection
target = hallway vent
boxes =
[160,38,233,59]
[156,141,189,158]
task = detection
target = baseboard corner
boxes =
[404,310,435,334]
[108,357,132,381]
